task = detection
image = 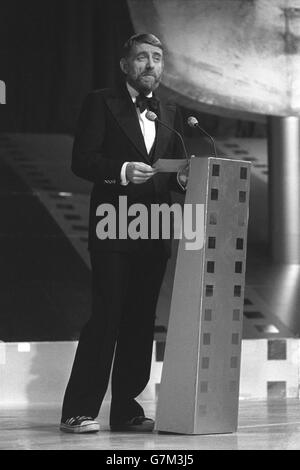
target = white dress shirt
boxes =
[120,83,156,185]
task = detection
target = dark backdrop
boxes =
[0,0,266,136]
[0,0,133,133]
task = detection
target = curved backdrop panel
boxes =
[128,0,300,117]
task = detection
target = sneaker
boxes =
[110,416,154,432]
[60,416,100,433]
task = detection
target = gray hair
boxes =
[122,33,163,58]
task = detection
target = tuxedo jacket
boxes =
[71,84,185,256]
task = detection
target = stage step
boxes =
[0,339,299,407]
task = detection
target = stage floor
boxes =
[1,399,300,450]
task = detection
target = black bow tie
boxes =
[136,94,159,113]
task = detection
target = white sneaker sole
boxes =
[60,423,100,434]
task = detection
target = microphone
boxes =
[146,111,189,161]
[187,116,217,158]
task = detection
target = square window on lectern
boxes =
[202,357,210,369]
[240,167,248,179]
[204,309,212,321]
[205,285,214,297]
[230,356,238,368]
[234,285,242,297]
[236,238,244,250]
[209,213,217,225]
[232,333,239,345]
[203,333,211,345]
[235,261,243,273]
[208,237,216,249]
[233,309,240,321]
[207,261,215,273]
[211,188,219,200]
[212,164,220,176]
[239,191,247,203]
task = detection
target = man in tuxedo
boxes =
[60,33,188,433]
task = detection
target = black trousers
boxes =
[61,250,167,424]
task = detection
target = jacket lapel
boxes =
[105,86,177,165]
[105,87,151,163]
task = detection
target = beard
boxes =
[128,72,162,94]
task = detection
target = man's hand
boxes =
[126,162,157,184]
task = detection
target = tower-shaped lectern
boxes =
[155,156,251,434]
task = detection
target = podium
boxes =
[155,156,251,434]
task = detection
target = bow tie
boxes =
[136,94,159,113]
